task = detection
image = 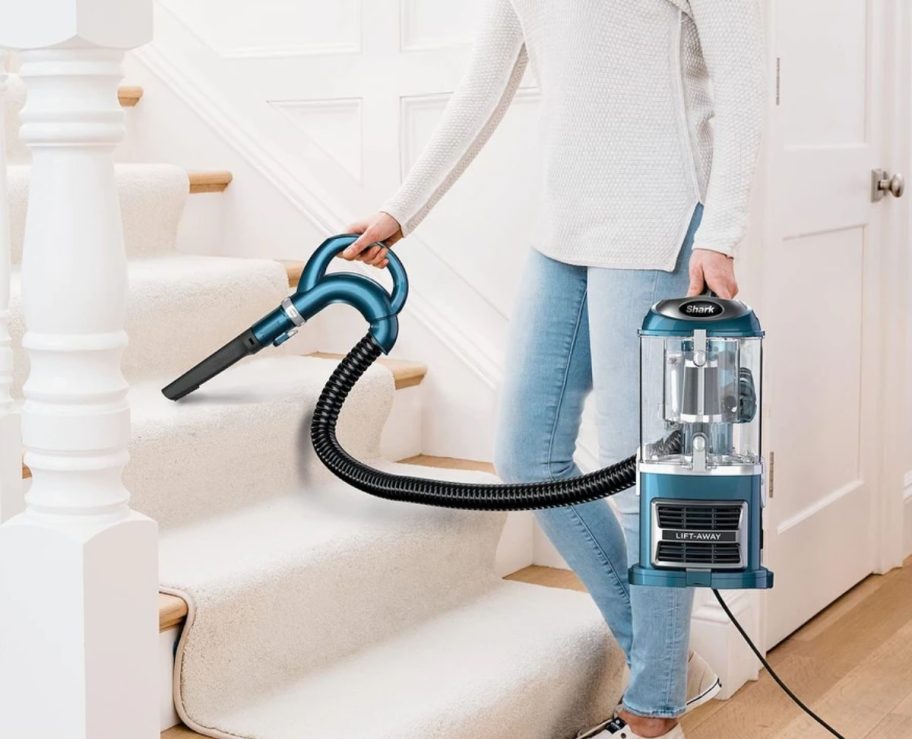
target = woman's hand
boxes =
[687,249,738,299]
[342,212,404,269]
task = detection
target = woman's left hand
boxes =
[687,249,738,299]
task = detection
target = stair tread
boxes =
[156,462,498,590]
[161,566,589,738]
[161,565,584,739]
[160,593,189,632]
[118,85,144,107]
[154,460,506,630]
[24,348,426,481]
[401,454,494,473]
[188,171,233,193]
[155,565,578,633]
[180,581,619,739]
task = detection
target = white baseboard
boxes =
[903,471,912,558]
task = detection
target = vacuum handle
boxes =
[162,328,262,401]
[298,234,408,315]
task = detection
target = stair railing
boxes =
[0,2,160,737]
[0,51,21,523]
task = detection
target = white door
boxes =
[762,0,903,645]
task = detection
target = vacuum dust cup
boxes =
[630,297,773,589]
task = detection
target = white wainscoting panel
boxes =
[271,98,364,182]
[400,0,484,52]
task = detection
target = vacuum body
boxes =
[629,298,773,590]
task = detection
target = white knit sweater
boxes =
[382,0,766,270]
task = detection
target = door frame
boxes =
[871,0,912,574]
[758,0,910,629]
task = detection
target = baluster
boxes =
[0,3,158,738]
[0,51,22,523]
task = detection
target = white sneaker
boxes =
[685,651,721,713]
[578,652,717,739]
[576,717,685,739]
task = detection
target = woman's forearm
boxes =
[382,0,527,236]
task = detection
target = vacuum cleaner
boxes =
[163,234,841,737]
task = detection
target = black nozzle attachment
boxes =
[162,329,263,401]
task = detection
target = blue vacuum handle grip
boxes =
[299,234,409,316]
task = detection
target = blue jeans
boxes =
[494,206,703,719]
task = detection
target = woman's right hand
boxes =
[342,212,403,269]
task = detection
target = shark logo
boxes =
[680,300,723,318]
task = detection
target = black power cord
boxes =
[712,589,845,738]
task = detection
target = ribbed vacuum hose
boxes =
[312,333,682,511]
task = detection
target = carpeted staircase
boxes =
[6,76,625,738]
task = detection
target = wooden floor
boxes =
[164,559,912,739]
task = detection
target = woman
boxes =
[344,1,765,737]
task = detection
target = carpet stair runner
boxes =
[5,79,624,739]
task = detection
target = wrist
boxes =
[693,245,734,260]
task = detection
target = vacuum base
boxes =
[629,564,774,589]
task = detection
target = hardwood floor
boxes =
[681,559,912,739]
[512,563,912,738]
[163,559,912,738]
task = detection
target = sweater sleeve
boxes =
[382,0,527,236]
[688,0,766,257]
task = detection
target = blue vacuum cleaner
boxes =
[164,235,842,737]
[631,299,772,590]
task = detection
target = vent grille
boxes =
[656,503,742,531]
[656,541,743,566]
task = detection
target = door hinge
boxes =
[775,57,781,106]
[768,451,775,498]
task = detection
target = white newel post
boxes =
[0,53,23,523]
[0,3,159,739]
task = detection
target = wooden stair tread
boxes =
[309,351,427,390]
[162,725,204,738]
[188,171,233,193]
[159,593,189,633]
[280,260,304,287]
[399,455,494,474]
[506,565,585,592]
[118,85,144,107]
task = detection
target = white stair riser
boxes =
[379,384,423,461]
[8,164,188,264]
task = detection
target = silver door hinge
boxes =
[775,57,781,106]
[768,451,775,498]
